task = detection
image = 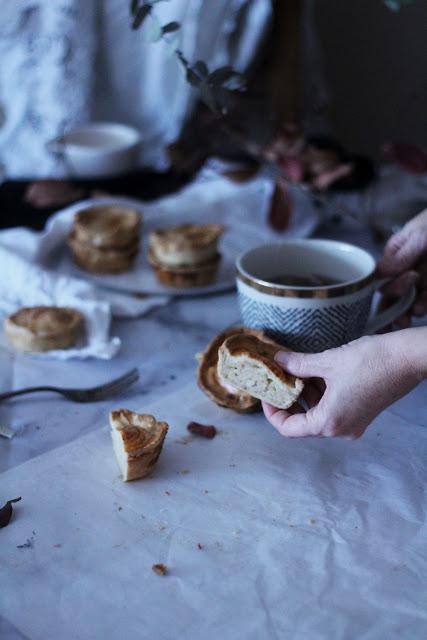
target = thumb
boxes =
[274,350,325,378]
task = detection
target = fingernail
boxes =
[275,350,290,365]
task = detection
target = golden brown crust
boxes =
[150,223,224,251]
[69,231,138,273]
[110,410,168,481]
[148,251,221,288]
[74,205,140,249]
[197,327,276,413]
[4,306,83,352]
[220,334,297,388]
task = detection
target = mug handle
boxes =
[365,278,416,335]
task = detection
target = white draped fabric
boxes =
[0,0,272,177]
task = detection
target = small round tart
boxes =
[149,223,224,267]
[4,306,83,352]
[69,232,138,273]
[148,249,221,288]
[73,205,141,249]
[197,327,276,413]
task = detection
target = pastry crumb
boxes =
[152,563,168,576]
[197,543,204,550]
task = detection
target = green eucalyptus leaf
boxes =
[186,68,201,87]
[222,72,246,90]
[199,82,220,114]
[162,21,180,33]
[208,66,236,86]
[384,0,415,9]
[193,60,209,78]
[132,4,152,30]
[130,0,139,16]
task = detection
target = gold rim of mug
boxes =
[236,272,376,299]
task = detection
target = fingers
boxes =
[378,227,427,276]
[262,402,314,437]
[380,270,418,297]
[414,290,427,317]
[274,350,327,378]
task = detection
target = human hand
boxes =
[377,208,427,327]
[262,330,426,439]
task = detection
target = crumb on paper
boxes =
[197,543,203,550]
[204,490,209,494]
[187,422,217,439]
[117,506,123,511]
[152,563,168,576]
[53,544,62,549]
[309,518,316,525]
[165,490,171,496]
[180,469,190,475]
[17,537,34,550]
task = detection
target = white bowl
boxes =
[48,122,142,178]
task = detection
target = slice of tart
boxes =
[218,334,303,410]
[197,327,276,413]
[110,409,168,481]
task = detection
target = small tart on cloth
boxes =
[218,334,303,410]
[4,306,83,352]
[197,327,276,413]
[149,223,224,267]
[148,249,221,288]
[73,205,141,249]
[110,409,168,481]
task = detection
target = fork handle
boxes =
[0,386,61,401]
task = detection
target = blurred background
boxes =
[317,0,427,157]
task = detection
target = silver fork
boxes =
[0,368,139,403]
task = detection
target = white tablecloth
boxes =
[0,223,426,640]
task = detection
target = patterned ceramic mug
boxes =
[236,240,415,352]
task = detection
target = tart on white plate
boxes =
[69,204,141,274]
[148,223,224,288]
[110,409,168,481]
[74,205,141,249]
[4,306,83,352]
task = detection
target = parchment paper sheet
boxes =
[0,382,426,640]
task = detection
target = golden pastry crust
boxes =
[74,205,141,249]
[4,306,83,352]
[148,250,221,288]
[149,223,224,267]
[197,327,276,413]
[218,335,303,410]
[69,231,138,273]
[110,409,168,481]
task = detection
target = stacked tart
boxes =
[69,205,141,273]
[4,306,83,352]
[148,223,224,288]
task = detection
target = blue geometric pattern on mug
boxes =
[238,294,372,352]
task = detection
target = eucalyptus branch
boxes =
[130,0,245,117]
